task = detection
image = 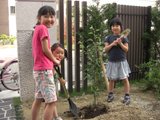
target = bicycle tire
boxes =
[1,60,19,91]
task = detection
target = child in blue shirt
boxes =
[104,18,131,105]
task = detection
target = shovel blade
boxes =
[68,98,78,116]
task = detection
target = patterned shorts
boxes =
[33,70,57,103]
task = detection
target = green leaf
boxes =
[89,32,93,34]
[154,84,158,89]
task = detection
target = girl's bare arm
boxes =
[116,37,128,52]
[105,41,118,52]
[119,42,128,52]
[41,37,60,66]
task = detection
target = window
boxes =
[10,6,15,14]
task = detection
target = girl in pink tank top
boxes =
[31,6,62,120]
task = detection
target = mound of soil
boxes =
[22,84,160,120]
[64,103,109,119]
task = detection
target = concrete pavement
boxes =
[0,90,20,120]
[0,90,20,99]
[0,46,20,120]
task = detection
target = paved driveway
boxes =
[0,46,19,120]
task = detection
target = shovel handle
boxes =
[98,46,109,92]
[54,66,70,99]
[58,77,70,99]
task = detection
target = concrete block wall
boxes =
[16,1,57,102]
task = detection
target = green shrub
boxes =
[0,34,9,45]
[9,35,16,45]
[13,97,24,120]
[0,34,16,45]
[136,59,160,99]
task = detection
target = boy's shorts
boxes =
[33,70,57,103]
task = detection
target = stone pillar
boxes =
[16,0,57,102]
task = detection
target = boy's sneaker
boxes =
[54,117,63,120]
[123,96,130,105]
[107,94,114,102]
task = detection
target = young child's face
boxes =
[38,13,55,28]
[111,23,121,36]
[52,47,65,61]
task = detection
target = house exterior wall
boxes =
[0,0,9,36]
[9,0,16,37]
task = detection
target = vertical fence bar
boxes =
[120,5,123,22]
[113,3,117,18]
[139,7,142,79]
[130,6,134,80]
[146,6,151,63]
[74,1,80,92]
[133,6,136,80]
[122,5,125,30]
[126,5,131,80]
[145,7,148,60]
[141,7,145,78]
[135,6,138,80]
[66,1,73,93]
[137,6,140,80]
[59,0,64,93]
[82,1,87,91]
[142,7,146,78]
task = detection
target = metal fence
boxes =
[58,0,151,93]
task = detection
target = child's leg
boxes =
[43,102,57,120]
[53,105,58,118]
[109,80,115,92]
[122,77,130,105]
[31,98,44,120]
[122,77,130,94]
[44,102,58,118]
[107,80,115,102]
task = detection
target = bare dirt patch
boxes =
[22,84,160,120]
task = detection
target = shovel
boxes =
[54,66,78,116]
[121,29,130,38]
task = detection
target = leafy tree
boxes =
[78,1,116,106]
[142,0,160,60]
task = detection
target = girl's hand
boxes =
[54,59,60,66]
[63,79,66,84]
[116,37,122,45]
[112,40,118,46]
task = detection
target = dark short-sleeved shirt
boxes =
[104,34,129,62]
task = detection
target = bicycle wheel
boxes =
[1,60,19,91]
